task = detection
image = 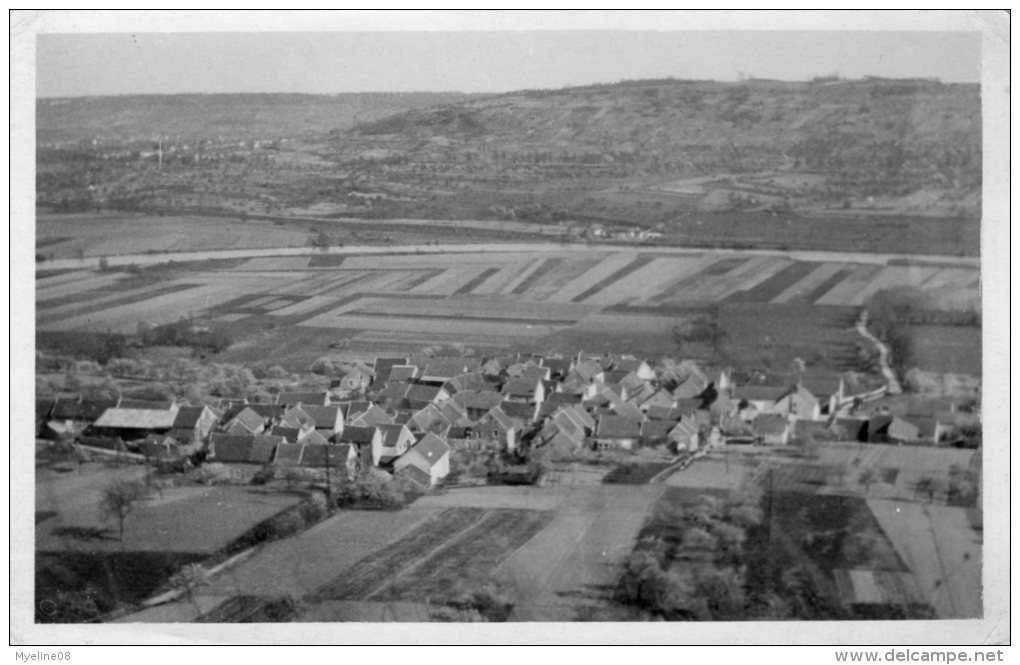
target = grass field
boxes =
[906,325,982,376]
[36,480,304,555]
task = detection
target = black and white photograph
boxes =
[10,9,1010,650]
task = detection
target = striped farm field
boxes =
[36,272,132,301]
[546,252,639,303]
[348,296,595,321]
[813,264,885,306]
[234,256,311,271]
[506,257,564,295]
[571,255,657,303]
[516,254,606,301]
[37,283,202,326]
[726,261,820,303]
[36,245,981,367]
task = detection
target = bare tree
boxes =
[858,467,878,495]
[100,480,149,544]
[169,563,209,615]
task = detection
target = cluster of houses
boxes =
[37,350,962,489]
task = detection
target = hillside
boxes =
[340,77,980,216]
[36,92,478,144]
[35,79,981,255]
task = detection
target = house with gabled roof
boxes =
[419,358,480,385]
[373,357,409,387]
[224,406,268,436]
[442,372,490,395]
[251,434,283,464]
[302,429,331,446]
[540,356,573,380]
[374,382,411,406]
[479,356,506,377]
[410,403,453,437]
[500,399,538,424]
[800,375,845,415]
[169,404,219,447]
[572,359,605,384]
[772,384,822,421]
[475,406,518,452]
[269,425,304,444]
[403,384,451,410]
[337,424,383,463]
[376,423,416,466]
[207,433,255,463]
[302,405,345,436]
[299,443,357,474]
[208,432,284,464]
[668,419,701,452]
[753,414,791,445]
[281,406,315,430]
[386,364,419,383]
[502,376,545,405]
[640,419,676,446]
[645,405,685,422]
[348,403,394,428]
[272,442,305,467]
[452,390,505,422]
[610,356,656,381]
[594,414,642,451]
[393,433,451,488]
[436,398,470,426]
[868,415,920,444]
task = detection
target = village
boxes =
[38,347,975,490]
[34,338,983,623]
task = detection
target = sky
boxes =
[35,28,982,98]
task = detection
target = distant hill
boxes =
[35,79,982,254]
[36,92,480,144]
[351,77,980,192]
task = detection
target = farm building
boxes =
[208,433,284,464]
[419,358,480,385]
[90,404,180,441]
[868,415,921,444]
[594,414,642,451]
[138,433,187,462]
[169,404,219,447]
[753,414,791,445]
[300,443,358,477]
[393,433,451,488]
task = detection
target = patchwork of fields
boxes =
[36,246,980,366]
